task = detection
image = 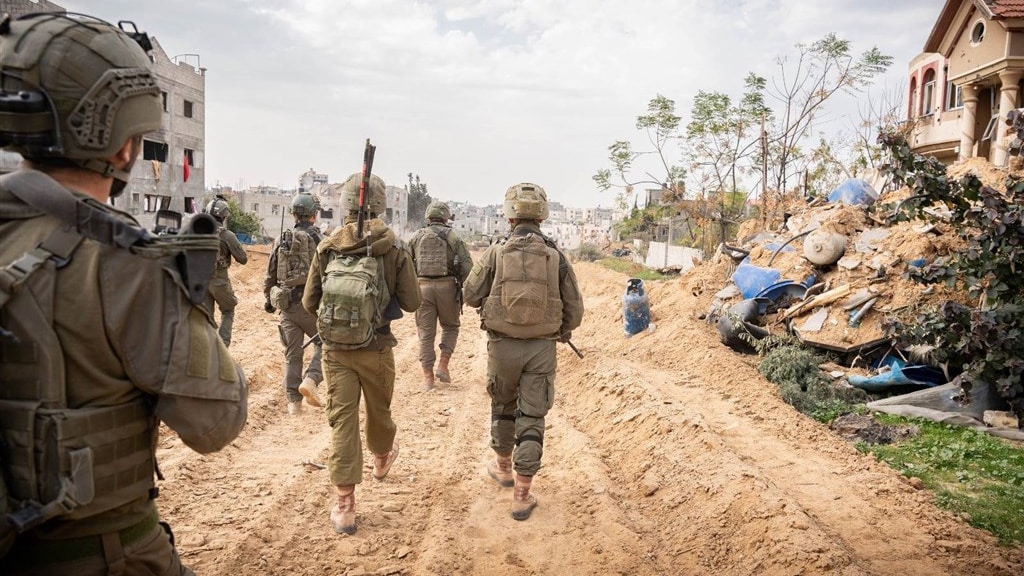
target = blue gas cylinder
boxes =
[623,278,651,336]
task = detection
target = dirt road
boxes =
[154,249,1024,575]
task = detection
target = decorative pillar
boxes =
[994,71,1023,167]
[959,84,980,162]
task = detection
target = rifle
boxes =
[302,333,322,350]
[566,340,584,359]
[356,138,377,240]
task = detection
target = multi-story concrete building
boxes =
[298,168,328,193]
[116,38,206,229]
[909,0,1024,166]
[0,3,206,229]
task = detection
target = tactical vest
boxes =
[481,231,563,339]
[415,226,451,278]
[276,226,320,287]
[0,171,213,552]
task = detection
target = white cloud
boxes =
[58,0,938,208]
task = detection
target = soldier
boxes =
[463,183,584,521]
[204,195,248,347]
[264,192,323,412]
[409,201,473,390]
[303,172,421,535]
[0,12,248,575]
[264,193,325,415]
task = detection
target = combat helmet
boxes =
[204,197,230,222]
[291,193,320,218]
[425,200,452,222]
[503,183,548,221]
[339,172,387,216]
[0,13,162,195]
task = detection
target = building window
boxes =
[161,91,168,112]
[271,204,280,215]
[184,99,194,118]
[971,21,985,44]
[252,203,259,212]
[945,82,963,110]
[921,69,936,116]
[183,148,194,166]
[144,194,171,213]
[143,139,168,162]
[185,197,197,214]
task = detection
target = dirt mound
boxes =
[151,248,1024,575]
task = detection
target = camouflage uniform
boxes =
[409,219,473,384]
[206,222,247,347]
[0,171,248,575]
[303,217,421,486]
[264,221,324,406]
[464,221,584,476]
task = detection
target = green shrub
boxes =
[759,344,867,422]
[575,242,603,262]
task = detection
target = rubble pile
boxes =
[697,159,1024,437]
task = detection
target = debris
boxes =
[301,460,326,470]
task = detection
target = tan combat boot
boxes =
[330,485,356,535]
[435,354,452,383]
[298,377,323,407]
[287,400,302,415]
[511,473,537,521]
[486,453,514,487]
[373,438,400,480]
[422,365,436,391]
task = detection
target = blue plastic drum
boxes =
[623,278,651,336]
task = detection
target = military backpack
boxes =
[316,252,390,349]
[271,227,319,310]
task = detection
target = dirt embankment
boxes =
[152,248,1024,576]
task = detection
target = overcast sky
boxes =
[57,0,940,209]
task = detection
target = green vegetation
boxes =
[859,415,1024,546]
[222,197,262,238]
[756,342,867,423]
[880,133,1024,420]
[595,258,668,281]
[574,242,603,262]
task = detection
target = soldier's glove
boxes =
[557,331,572,343]
[264,298,276,314]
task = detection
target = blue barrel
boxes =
[623,278,651,336]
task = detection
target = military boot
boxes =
[298,377,323,407]
[373,438,400,480]
[511,473,537,521]
[435,354,452,383]
[287,400,303,415]
[330,485,356,534]
[422,365,436,391]
[486,453,514,487]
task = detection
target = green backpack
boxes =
[316,253,389,349]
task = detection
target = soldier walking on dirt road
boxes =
[204,194,248,347]
[303,172,421,535]
[463,182,584,520]
[264,193,326,415]
[409,200,473,390]
[0,12,248,575]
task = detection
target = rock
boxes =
[983,410,1019,429]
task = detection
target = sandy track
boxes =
[150,250,1023,576]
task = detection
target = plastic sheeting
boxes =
[867,381,1024,441]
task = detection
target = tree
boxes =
[684,74,770,252]
[221,196,262,238]
[406,173,432,228]
[594,94,687,207]
[757,33,893,224]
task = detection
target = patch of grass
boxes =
[859,414,1024,546]
[596,258,668,281]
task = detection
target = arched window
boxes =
[909,77,919,118]
[921,69,937,115]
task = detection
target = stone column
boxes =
[959,84,979,162]
[994,71,1023,167]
